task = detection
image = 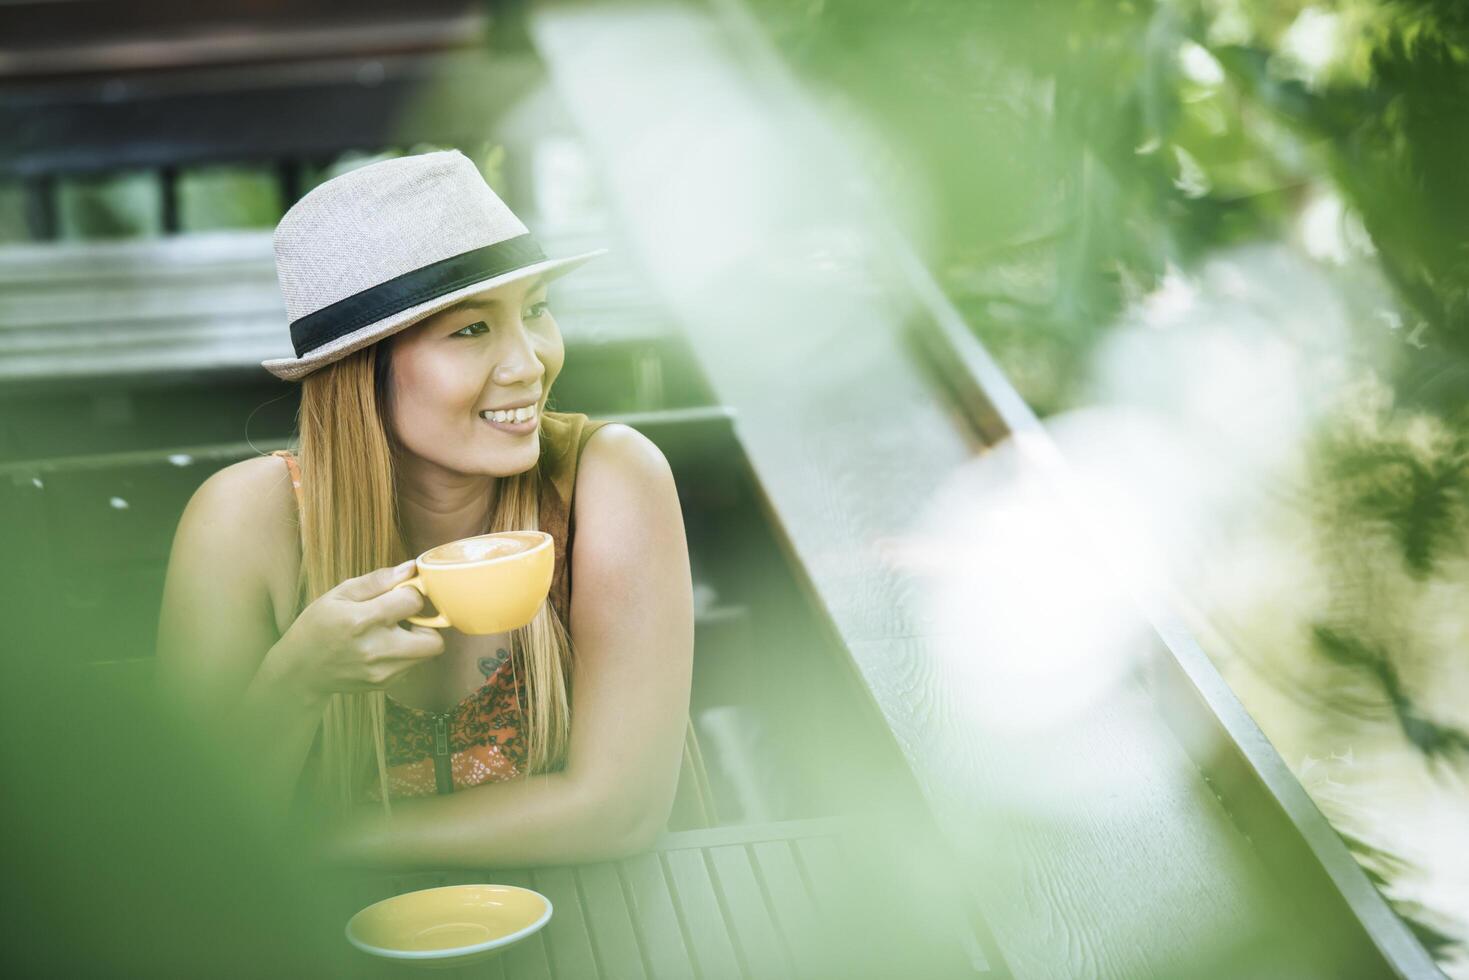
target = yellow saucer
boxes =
[346,883,552,966]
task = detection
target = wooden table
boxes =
[327,816,997,979]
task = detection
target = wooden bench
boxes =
[0,217,672,387]
[0,213,712,463]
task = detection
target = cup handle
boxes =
[396,575,452,629]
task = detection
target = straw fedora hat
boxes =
[262,148,607,381]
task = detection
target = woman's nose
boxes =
[491,324,545,387]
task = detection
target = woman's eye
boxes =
[451,304,547,337]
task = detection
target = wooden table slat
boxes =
[832,833,991,978]
[748,839,839,980]
[464,944,507,980]
[661,847,745,980]
[617,852,698,980]
[704,844,795,980]
[326,818,989,978]
[454,870,511,980]
[575,862,649,980]
[489,870,553,980]
[792,834,909,980]
[529,867,600,979]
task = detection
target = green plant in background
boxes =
[752,0,1468,407]
[177,164,282,232]
[306,140,507,198]
[0,181,27,243]
[0,138,511,243]
[1199,0,1469,400]
[55,169,162,239]
[747,0,1469,965]
[478,142,509,196]
[313,146,406,185]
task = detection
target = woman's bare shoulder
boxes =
[190,454,298,526]
[578,423,673,492]
[174,454,303,626]
[157,454,304,694]
[572,423,680,536]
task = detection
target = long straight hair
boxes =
[293,342,574,812]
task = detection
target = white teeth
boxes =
[482,406,536,424]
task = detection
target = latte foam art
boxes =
[423,533,536,564]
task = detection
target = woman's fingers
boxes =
[361,581,429,626]
[367,628,446,684]
[394,626,446,660]
[335,560,417,602]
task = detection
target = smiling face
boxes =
[382,272,563,477]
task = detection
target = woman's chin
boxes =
[471,438,541,476]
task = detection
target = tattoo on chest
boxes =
[478,648,511,679]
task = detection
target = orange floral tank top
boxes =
[270,410,609,801]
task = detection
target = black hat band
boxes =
[289,233,548,358]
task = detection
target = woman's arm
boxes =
[327,423,696,867]
[155,457,327,815]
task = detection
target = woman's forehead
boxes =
[393,275,550,345]
[446,274,548,315]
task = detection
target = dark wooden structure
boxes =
[0,0,539,236]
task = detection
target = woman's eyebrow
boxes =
[443,276,548,316]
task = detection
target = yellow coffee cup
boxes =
[394,530,553,634]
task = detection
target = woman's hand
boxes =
[269,560,446,701]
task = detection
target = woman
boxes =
[155,150,695,869]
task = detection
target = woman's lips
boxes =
[478,409,537,434]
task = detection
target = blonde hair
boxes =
[292,342,574,812]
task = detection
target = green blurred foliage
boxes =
[3,139,509,243]
[56,169,162,239]
[0,180,27,242]
[747,0,1469,961]
[0,627,355,975]
[750,0,1469,414]
[177,164,282,232]
[306,139,509,197]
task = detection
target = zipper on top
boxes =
[432,712,454,795]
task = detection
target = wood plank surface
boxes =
[746,840,833,980]
[616,852,698,980]
[660,846,745,980]
[328,818,988,979]
[529,867,600,979]
[575,862,648,980]
[828,827,996,978]
[791,833,915,980]
[703,844,794,980]
[492,869,555,980]
[0,218,672,385]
